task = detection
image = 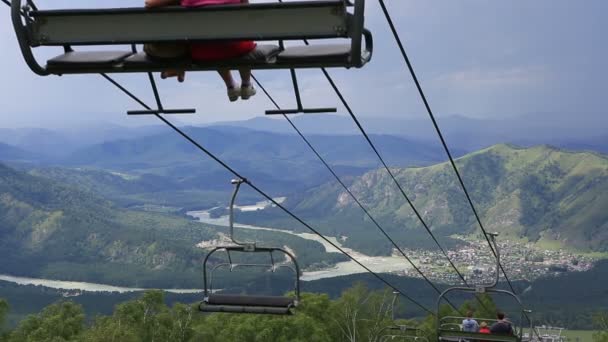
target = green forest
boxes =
[1,284,607,342]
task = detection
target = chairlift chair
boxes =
[379,291,430,342]
[436,233,527,342]
[12,0,371,116]
[199,179,300,315]
[11,0,373,76]
[379,326,429,342]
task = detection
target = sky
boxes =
[0,0,607,129]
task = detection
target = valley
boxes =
[0,125,607,330]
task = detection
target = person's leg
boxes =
[161,70,185,83]
[218,69,240,102]
[218,69,236,88]
[238,68,252,86]
[145,43,188,83]
[239,68,256,100]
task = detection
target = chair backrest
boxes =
[201,246,300,315]
[26,1,355,46]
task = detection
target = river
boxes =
[0,274,201,294]
[187,207,414,281]
[0,202,412,293]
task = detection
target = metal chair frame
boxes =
[11,0,373,76]
[199,179,301,315]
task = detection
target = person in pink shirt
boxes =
[144,0,257,101]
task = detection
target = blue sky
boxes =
[0,0,606,128]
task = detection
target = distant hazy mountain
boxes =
[0,142,38,162]
[208,112,608,153]
[58,126,452,195]
[265,144,608,253]
[2,111,605,160]
[0,124,166,158]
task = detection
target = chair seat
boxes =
[206,294,295,308]
[199,303,293,315]
[438,330,519,342]
[277,43,351,64]
[47,51,133,70]
[122,44,281,69]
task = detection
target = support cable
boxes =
[319,69,470,286]
[317,68,494,313]
[373,5,540,338]
[377,0,516,293]
[252,74,462,314]
[99,73,434,315]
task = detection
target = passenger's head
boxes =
[496,311,505,320]
[467,310,474,318]
[480,322,488,328]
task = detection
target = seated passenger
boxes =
[479,322,491,342]
[462,310,479,333]
[479,322,491,334]
[144,0,257,102]
[490,311,514,335]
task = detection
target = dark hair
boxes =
[497,311,505,320]
[467,310,474,318]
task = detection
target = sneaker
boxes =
[227,87,240,102]
[241,84,256,100]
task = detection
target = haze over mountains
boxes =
[1,112,607,160]
[208,112,608,152]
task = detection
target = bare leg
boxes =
[161,70,186,83]
[217,69,236,89]
[239,68,256,100]
[219,69,240,102]
[238,68,252,86]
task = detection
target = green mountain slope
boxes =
[0,163,217,287]
[0,164,345,288]
[250,144,608,253]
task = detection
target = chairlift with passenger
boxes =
[11,0,372,75]
[11,0,372,115]
[436,233,531,342]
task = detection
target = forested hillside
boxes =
[237,144,608,253]
[0,164,344,288]
[0,284,503,342]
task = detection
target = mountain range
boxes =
[237,144,608,254]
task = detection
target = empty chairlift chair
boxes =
[379,326,429,342]
[436,233,529,342]
[199,179,300,315]
[380,292,430,342]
